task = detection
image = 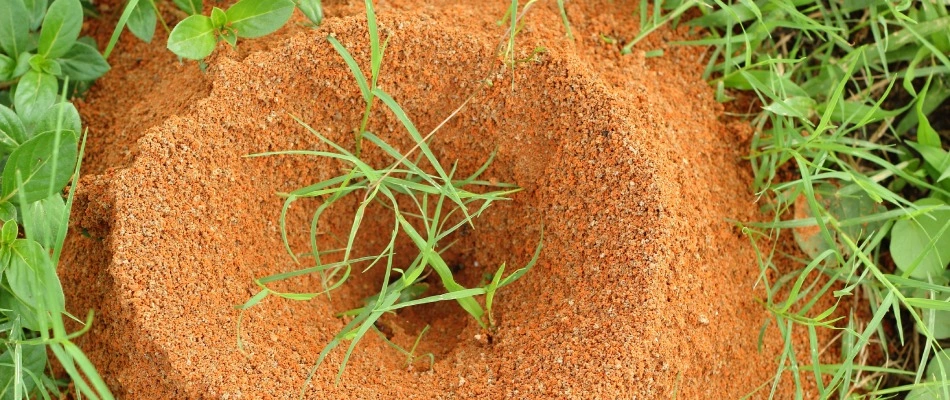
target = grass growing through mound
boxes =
[238,0,542,390]
[625,0,950,397]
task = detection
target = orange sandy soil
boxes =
[59,0,835,398]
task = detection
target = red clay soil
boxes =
[59,0,831,398]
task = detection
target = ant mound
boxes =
[63,3,796,399]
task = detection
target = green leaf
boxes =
[907,141,950,183]
[39,0,83,59]
[793,182,886,260]
[817,100,904,124]
[10,52,31,79]
[104,0,139,58]
[167,14,217,60]
[23,0,48,31]
[58,41,111,81]
[225,0,294,39]
[220,28,237,48]
[926,349,950,380]
[3,239,65,312]
[0,54,12,81]
[126,0,157,43]
[23,194,66,249]
[1,130,77,204]
[0,202,15,222]
[0,105,26,153]
[12,71,58,131]
[1,220,17,245]
[173,0,202,15]
[27,54,62,76]
[0,342,48,400]
[916,307,950,340]
[0,0,31,57]
[0,289,44,330]
[763,96,817,119]
[297,0,323,26]
[891,198,950,280]
[210,7,227,30]
[33,101,81,137]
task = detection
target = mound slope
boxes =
[63,1,793,398]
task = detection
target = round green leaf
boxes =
[1,220,17,244]
[23,0,47,31]
[58,40,111,81]
[0,0,31,56]
[23,194,66,249]
[296,0,324,26]
[127,1,157,43]
[0,202,16,222]
[906,386,945,400]
[210,7,227,30]
[167,14,217,60]
[891,198,950,280]
[1,130,77,205]
[225,0,294,39]
[927,349,950,381]
[0,104,26,153]
[916,307,950,340]
[220,28,237,47]
[12,70,58,131]
[39,0,83,59]
[173,0,203,15]
[0,54,13,81]
[3,238,65,313]
[27,54,62,76]
[11,51,32,79]
[33,101,81,137]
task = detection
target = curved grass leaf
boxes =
[0,342,48,400]
[104,0,138,58]
[39,0,83,59]
[1,130,77,204]
[225,0,294,39]
[167,14,217,60]
[327,36,370,103]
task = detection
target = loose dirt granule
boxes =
[60,1,836,398]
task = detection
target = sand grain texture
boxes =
[61,0,809,398]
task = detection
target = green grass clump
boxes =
[626,0,950,397]
[238,0,542,390]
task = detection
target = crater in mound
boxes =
[61,2,792,398]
